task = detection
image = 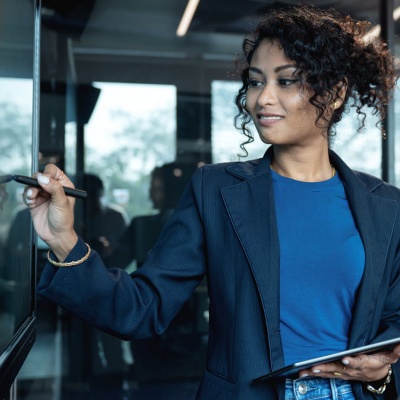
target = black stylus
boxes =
[0,175,13,184]
[13,175,87,199]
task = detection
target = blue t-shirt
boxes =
[271,169,365,366]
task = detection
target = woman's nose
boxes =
[257,83,276,106]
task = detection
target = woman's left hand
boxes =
[298,344,400,381]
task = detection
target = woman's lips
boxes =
[257,113,284,125]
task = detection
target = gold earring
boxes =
[332,100,339,110]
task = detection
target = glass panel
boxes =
[85,82,177,218]
[78,81,208,397]
[330,109,382,176]
[0,1,36,394]
[0,78,33,352]
[0,1,34,355]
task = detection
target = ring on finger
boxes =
[57,170,65,181]
[333,365,346,376]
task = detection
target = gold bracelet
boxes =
[47,243,91,267]
[364,364,392,394]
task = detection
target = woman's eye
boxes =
[247,79,263,88]
[279,78,298,86]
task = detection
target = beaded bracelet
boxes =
[364,364,392,394]
[47,243,91,267]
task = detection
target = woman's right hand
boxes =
[24,164,78,261]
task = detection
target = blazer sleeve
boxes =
[37,167,207,340]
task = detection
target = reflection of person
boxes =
[106,162,197,269]
[81,173,129,260]
[25,6,400,399]
[105,162,207,383]
[0,183,8,214]
[0,182,16,347]
[2,202,32,337]
[79,173,131,388]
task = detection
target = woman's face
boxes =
[245,39,329,150]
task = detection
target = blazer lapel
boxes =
[330,151,399,347]
[222,149,285,370]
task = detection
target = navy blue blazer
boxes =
[38,147,400,399]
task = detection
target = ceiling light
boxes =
[394,6,400,20]
[176,0,200,37]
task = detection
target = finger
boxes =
[39,163,60,180]
[29,168,75,212]
[299,361,347,379]
[340,354,392,382]
[23,186,47,208]
[314,362,347,377]
[391,344,400,358]
[23,187,33,205]
[35,165,75,202]
[311,359,361,380]
[342,351,397,370]
[40,164,75,189]
[36,174,72,208]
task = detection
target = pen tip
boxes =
[0,175,13,184]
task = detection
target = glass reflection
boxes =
[0,78,33,353]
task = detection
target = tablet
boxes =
[253,337,400,382]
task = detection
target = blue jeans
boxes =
[285,377,355,400]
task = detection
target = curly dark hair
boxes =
[234,5,398,155]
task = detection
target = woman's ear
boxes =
[332,79,348,109]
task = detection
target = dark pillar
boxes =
[176,91,212,165]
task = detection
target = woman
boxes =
[26,5,400,399]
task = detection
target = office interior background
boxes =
[0,0,399,399]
